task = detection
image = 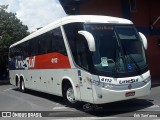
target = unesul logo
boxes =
[119,78,139,84]
[15,56,35,69]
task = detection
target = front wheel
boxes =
[62,83,80,108]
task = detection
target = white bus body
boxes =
[9,15,151,106]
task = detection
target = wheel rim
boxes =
[66,88,76,103]
[21,81,24,91]
[18,80,20,88]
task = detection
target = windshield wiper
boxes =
[127,54,142,75]
[113,48,118,77]
[114,46,125,76]
[122,46,142,75]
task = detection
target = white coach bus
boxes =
[9,15,151,107]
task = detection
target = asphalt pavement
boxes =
[0,78,160,120]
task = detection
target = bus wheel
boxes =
[62,83,79,107]
[17,80,21,90]
[20,80,25,92]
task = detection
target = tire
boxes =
[17,80,20,90]
[20,80,26,93]
[62,83,80,108]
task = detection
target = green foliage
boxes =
[0,5,29,74]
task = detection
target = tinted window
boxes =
[38,34,47,54]
[23,41,29,57]
[38,32,52,54]
[14,45,21,57]
[11,27,67,58]
[51,27,67,55]
[63,23,89,70]
[29,38,38,56]
[9,47,14,58]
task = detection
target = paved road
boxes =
[0,84,160,120]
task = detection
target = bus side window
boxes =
[52,27,67,56]
[29,38,38,56]
[14,45,21,57]
[38,33,52,54]
[76,35,89,70]
[20,42,29,58]
[24,41,29,57]
[38,34,47,54]
[10,47,14,58]
[63,23,89,70]
[11,47,16,59]
[46,31,53,53]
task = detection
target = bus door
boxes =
[78,70,94,103]
[75,35,94,103]
[63,23,94,102]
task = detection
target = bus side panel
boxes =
[9,70,16,85]
[11,68,81,100]
[46,69,80,98]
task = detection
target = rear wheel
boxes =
[16,77,20,89]
[20,80,25,92]
[62,83,79,107]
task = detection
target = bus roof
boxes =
[10,15,133,48]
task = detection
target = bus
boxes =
[9,15,151,107]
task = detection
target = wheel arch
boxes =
[61,77,78,99]
[20,74,25,82]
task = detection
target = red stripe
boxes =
[29,52,71,69]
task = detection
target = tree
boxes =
[0,5,29,79]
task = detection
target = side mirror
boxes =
[139,32,148,50]
[78,31,96,52]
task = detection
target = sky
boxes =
[0,0,66,32]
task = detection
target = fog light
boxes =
[143,78,150,83]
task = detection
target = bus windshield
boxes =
[84,24,147,75]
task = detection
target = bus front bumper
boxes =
[92,80,151,104]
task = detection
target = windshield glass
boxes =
[115,26,147,72]
[84,24,147,74]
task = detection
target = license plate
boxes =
[125,91,135,97]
